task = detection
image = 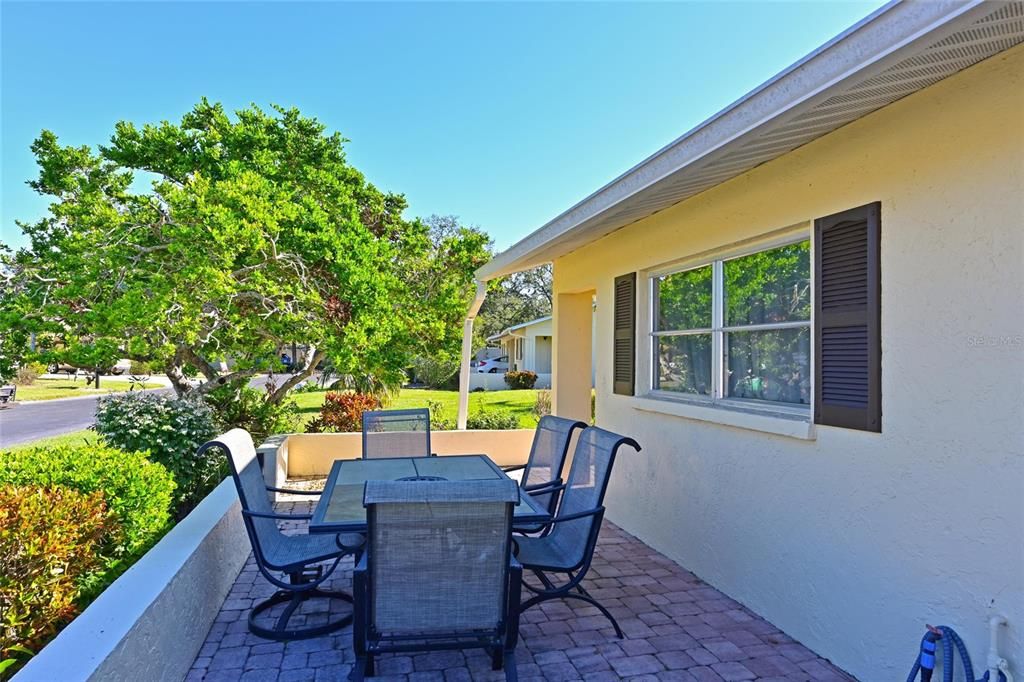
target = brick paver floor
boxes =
[187,501,854,682]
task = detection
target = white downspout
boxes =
[457,280,488,430]
[988,615,1011,682]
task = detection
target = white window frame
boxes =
[642,227,813,418]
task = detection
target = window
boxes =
[652,239,811,408]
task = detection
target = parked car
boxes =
[474,356,509,373]
[111,359,132,375]
[49,358,133,377]
[49,362,91,378]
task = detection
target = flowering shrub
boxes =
[95,392,217,513]
[504,370,538,389]
[305,391,382,433]
[0,486,115,676]
[0,443,174,559]
[205,384,299,444]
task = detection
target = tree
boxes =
[477,264,552,341]
[2,100,489,403]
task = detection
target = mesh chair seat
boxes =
[512,534,580,571]
[263,531,365,572]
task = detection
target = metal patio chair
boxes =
[513,426,640,638]
[503,415,587,534]
[197,428,364,641]
[361,408,433,459]
[351,479,523,681]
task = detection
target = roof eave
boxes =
[476,0,1016,280]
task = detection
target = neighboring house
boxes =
[487,315,553,374]
[458,3,1023,679]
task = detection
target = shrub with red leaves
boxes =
[305,391,382,433]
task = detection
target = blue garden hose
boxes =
[906,625,1007,682]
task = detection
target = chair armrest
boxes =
[549,506,604,524]
[265,486,322,496]
[242,509,313,521]
[336,533,366,553]
[501,464,526,473]
[523,478,562,493]
[354,551,368,574]
[525,482,567,496]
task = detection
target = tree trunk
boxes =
[267,348,325,404]
[165,363,193,397]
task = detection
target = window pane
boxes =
[725,241,810,326]
[656,265,712,331]
[655,334,712,395]
[726,327,810,405]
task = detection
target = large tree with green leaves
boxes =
[476,264,552,341]
[1,100,490,401]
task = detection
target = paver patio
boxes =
[187,499,854,682]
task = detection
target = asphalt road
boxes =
[0,375,276,448]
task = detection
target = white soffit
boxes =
[479,0,1024,280]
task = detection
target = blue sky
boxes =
[2,1,884,252]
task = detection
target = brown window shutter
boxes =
[814,202,881,432]
[613,273,636,396]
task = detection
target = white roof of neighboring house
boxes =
[487,315,553,342]
[477,0,1024,280]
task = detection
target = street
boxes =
[0,388,174,447]
[0,375,277,448]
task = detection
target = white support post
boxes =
[457,280,488,430]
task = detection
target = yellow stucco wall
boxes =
[553,46,1024,678]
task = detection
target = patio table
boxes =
[309,454,550,534]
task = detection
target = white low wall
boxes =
[468,372,551,390]
[15,478,250,682]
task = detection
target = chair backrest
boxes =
[521,415,587,511]
[547,426,641,568]
[362,408,432,459]
[197,428,278,561]
[363,478,519,635]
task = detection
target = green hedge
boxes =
[0,443,175,559]
[95,393,219,514]
[0,444,176,676]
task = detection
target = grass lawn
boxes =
[3,429,99,451]
[292,387,541,428]
[13,379,163,402]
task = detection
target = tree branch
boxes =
[267,347,325,405]
[177,345,220,381]
[192,367,262,396]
